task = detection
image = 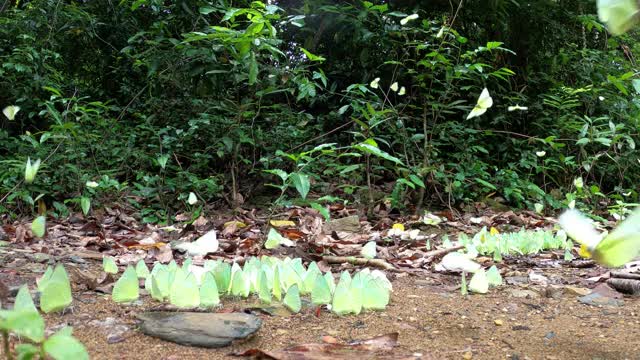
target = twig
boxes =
[423,245,464,262]
[322,256,398,271]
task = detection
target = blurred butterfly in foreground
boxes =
[597,0,639,35]
[559,208,640,267]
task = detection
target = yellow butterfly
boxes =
[559,208,640,267]
[597,0,639,35]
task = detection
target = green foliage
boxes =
[0,284,88,360]
[1,0,638,217]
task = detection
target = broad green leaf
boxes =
[353,143,404,165]
[135,260,150,279]
[40,264,72,313]
[360,241,376,259]
[300,48,326,62]
[169,269,200,308]
[112,266,139,303]
[290,172,310,199]
[102,256,118,274]
[15,343,39,360]
[80,197,90,215]
[31,216,46,238]
[283,284,301,313]
[14,285,38,314]
[1,310,44,343]
[469,268,489,294]
[199,272,220,308]
[43,328,89,360]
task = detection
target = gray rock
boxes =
[578,293,624,307]
[137,312,262,348]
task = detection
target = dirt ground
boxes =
[2,268,637,360]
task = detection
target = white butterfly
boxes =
[2,105,20,121]
[466,88,493,120]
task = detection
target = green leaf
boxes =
[300,48,326,62]
[80,197,90,215]
[112,266,139,303]
[290,173,310,199]
[43,328,89,360]
[353,143,404,165]
[15,343,39,360]
[248,53,258,85]
[1,310,45,343]
[310,202,330,221]
[40,264,72,313]
[31,216,46,238]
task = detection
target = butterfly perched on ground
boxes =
[559,208,640,267]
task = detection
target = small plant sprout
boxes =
[24,157,41,184]
[2,105,20,120]
[400,13,419,25]
[466,88,493,120]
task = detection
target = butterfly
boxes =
[597,0,639,35]
[559,208,640,267]
[466,88,493,120]
[40,264,73,313]
[112,266,139,303]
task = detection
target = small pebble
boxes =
[494,319,504,326]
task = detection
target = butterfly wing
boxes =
[594,208,640,267]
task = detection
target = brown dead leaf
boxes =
[14,225,26,243]
[234,333,422,359]
[152,243,173,263]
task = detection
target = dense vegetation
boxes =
[1,0,639,222]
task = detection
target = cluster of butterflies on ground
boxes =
[107,256,392,315]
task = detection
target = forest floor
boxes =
[1,206,639,359]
